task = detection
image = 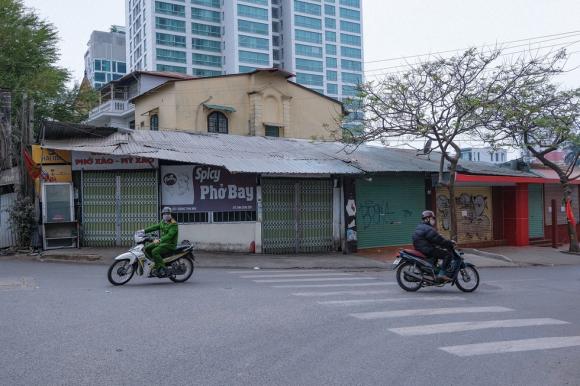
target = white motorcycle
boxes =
[107,231,195,286]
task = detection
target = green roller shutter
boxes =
[356,175,425,248]
[528,184,544,238]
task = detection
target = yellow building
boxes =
[131,69,345,140]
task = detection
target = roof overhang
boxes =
[456,173,580,185]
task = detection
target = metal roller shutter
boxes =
[355,175,425,248]
[528,184,544,238]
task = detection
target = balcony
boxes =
[86,99,135,128]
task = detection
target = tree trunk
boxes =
[562,181,579,252]
[448,160,459,241]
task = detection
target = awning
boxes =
[456,173,580,185]
[203,103,236,113]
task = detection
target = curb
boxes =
[461,248,513,263]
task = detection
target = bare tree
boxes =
[353,48,565,240]
[484,82,580,252]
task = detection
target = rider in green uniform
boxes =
[144,207,178,272]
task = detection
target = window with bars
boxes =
[213,211,257,223]
[174,212,209,224]
[208,111,228,133]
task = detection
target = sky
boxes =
[20,0,580,152]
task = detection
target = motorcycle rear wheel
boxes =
[169,257,194,283]
[455,265,480,292]
[107,259,135,286]
[396,262,423,292]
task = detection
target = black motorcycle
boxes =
[392,248,479,292]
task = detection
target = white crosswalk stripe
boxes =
[318,296,465,306]
[240,273,353,279]
[350,306,513,320]
[273,282,397,288]
[292,290,395,297]
[253,277,376,283]
[390,318,569,336]
[440,336,580,357]
[228,269,340,274]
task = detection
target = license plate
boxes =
[392,258,401,266]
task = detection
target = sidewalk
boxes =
[2,245,579,269]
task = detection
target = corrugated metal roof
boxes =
[41,126,541,178]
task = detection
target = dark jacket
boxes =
[412,222,454,256]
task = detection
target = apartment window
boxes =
[341,46,361,58]
[191,7,221,23]
[94,72,106,82]
[296,58,323,72]
[295,43,323,58]
[295,29,322,44]
[271,7,280,18]
[192,38,221,52]
[340,20,360,33]
[325,31,336,42]
[237,4,268,20]
[239,35,269,50]
[325,17,336,29]
[208,111,228,134]
[324,4,336,15]
[340,33,361,46]
[341,59,361,71]
[325,44,336,55]
[156,48,186,63]
[342,72,362,84]
[340,0,360,7]
[192,68,222,77]
[339,7,360,20]
[296,72,324,87]
[295,15,322,29]
[239,65,256,73]
[156,32,186,48]
[342,85,357,96]
[191,0,220,8]
[156,64,187,73]
[155,17,186,32]
[239,50,269,65]
[192,53,222,67]
[272,35,281,46]
[238,19,269,35]
[243,0,268,5]
[155,1,185,17]
[272,21,281,33]
[191,22,221,37]
[327,83,338,94]
[265,125,281,137]
[294,0,321,15]
[116,62,127,73]
[326,70,337,81]
[326,57,337,68]
[150,114,159,131]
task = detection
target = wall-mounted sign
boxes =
[161,165,256,212]
[71,152,158,170]
[32,145,71,164]
[41,165,72,182]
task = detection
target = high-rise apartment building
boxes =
[125,0,363,101]
[84,25,128,89]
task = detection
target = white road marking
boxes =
[254,277,376,283]
[273,282,397,288]
[350,306,513,320]
[440,336,580,357]
[241,273,353,279]
[318,296,465,306]
[228,269,340,274]
[292,290,395,297]
[390,318,569,336]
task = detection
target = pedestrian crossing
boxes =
[228,269,580,357]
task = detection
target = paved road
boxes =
[1,260,579,386]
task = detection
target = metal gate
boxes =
[82,171,158,247]
[262,179,333,254]
[0,192,17,248]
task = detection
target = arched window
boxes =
[207,111,228,134]
[150,114,159,131]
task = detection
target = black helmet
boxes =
[421,210,435,219]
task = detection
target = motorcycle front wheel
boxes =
[455,265,480,292]
[169,257,194,283]
[396,262,423,292]
[107,259,135,286]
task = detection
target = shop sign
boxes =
[41,165,72,182]
[71,152,158,170]
[161,165,256,212]
[32,145,71,164]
